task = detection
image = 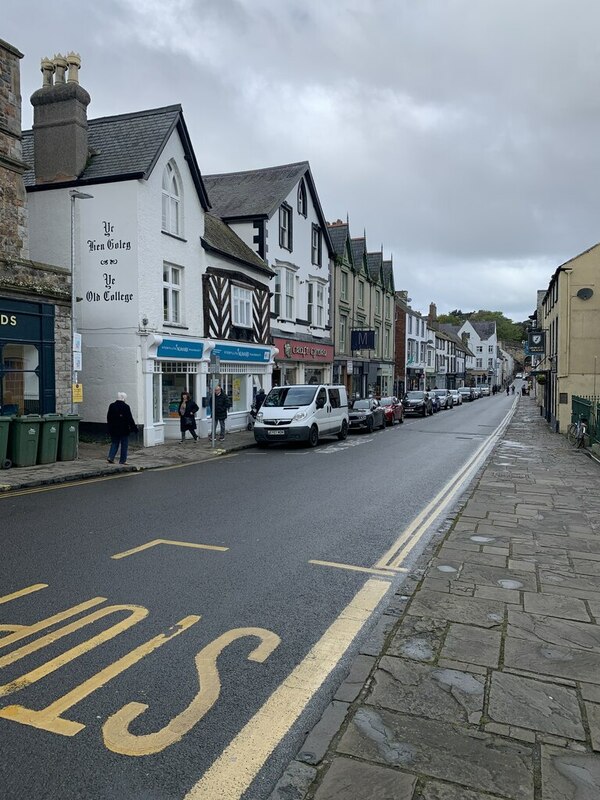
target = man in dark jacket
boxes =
[107,392,138,465]
[213,384,230,441]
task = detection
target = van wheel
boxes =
[308,425,319,448]
[337,420,348,440]
[2,458,11,469]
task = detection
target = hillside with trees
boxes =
[437,310,527,342]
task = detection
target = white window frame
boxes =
[384,328,391,358]
[279,203,292,250]
[375,291,381,316]
[163,263,182,324]
[285,269,295,319]
[358,281,364,307]
[232,285,252,328]
[316,284,324,326]
[340,314,347,352]
[311,224,322,266]
[340,271,348,301]
[297,180,307,217]
[162,162,181,236]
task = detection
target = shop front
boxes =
[143,334,276,445]
[406,367,425,391]
[271,337,334,388]
[0,297,56,416]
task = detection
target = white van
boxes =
[253,385,349,447]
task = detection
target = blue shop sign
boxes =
[213,343,270,363]
[157,339,204,359]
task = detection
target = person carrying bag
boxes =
[178,392,199,442]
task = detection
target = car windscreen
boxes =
[264,387,317,407]
[433,390,447,396]
[379,397,394,406]
[405,392,424,399]
[352,400,371,410]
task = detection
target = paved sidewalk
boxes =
[0,427,257,491]
[272,396,600,800]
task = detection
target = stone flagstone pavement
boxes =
[271,397,600,800]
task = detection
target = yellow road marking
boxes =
[184,577,390,800]
[373,404,515,571]
[104,627,280,756]
[111,538,229,560]
[309,559,399,577]
[0,597,107,651]
[0,615,201,736]
[0,604,148,696]
[0,584,48,605]
[0,471,141,498]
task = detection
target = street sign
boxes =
[528,330,545,354]
[72,383,83,403]
[209,355,221,374]
[73,352,82,371]
[73,333,82,352]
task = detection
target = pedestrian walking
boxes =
[178,391,199,441]
[213,384,230,441]
[511,385,515,395]
[106,392,138,465]
[506,385,510,396]
[255,387,266,412]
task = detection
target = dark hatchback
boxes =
[349,398,386,431]
[402,390,433,416]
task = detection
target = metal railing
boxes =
[572,395,600,445]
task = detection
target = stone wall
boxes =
[0,257,71,412]
[0,38,28,261]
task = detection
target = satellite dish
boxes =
[576,288,594,300]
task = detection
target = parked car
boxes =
[403,390,433,416]
[379,396,404,425]
[472,387,481,399]
[349,398,386,432]
[480,385,491,396]
[449,389,463,406]
[458,387,475,402]
[253,384,349,447]
[431,388,454,409]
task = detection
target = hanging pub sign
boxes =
[350,330,375,350]
[528,330,545,354]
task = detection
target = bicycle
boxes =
[567,416,588,448]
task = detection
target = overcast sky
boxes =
[5,0,600,322]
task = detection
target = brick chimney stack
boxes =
[30,51,90,183]
[429,302,437,322]
[0,38,29,260]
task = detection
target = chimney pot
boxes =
[40,57,55,87]
[53,53,67,84]
[66,52,81,84]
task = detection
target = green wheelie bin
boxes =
[58,414,80,461]
[38,413,62,464]
[0,415,13,469]
[9,414,42,467]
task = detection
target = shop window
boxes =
[1,343,40,415]
[156,361,198,418]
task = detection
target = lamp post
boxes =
[69,190,93,413]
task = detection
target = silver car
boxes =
[449,389,463,406]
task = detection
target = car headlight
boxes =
[256,411,264,421]
[293,410,308,421]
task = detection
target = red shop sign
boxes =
[273,337,334,363]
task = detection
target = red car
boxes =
[379,396,404,425]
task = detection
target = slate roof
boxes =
[202,214,273,275]
[350,238,366,271]
[203,161,334,257]
[203,162,309,219]
[439,324,475,356]
[22,104,210,208]
[327,222,350,259]
[382,259,394,292]
[366,251,383,283]
[469,321,496,341]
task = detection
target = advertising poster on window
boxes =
[77,183,138,330]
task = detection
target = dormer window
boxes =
[162,161,181,236]
[297,180,307,217]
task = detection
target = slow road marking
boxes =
[185,577,390,800]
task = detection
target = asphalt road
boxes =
[0,391,516,800]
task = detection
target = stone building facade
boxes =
[0,39,71,416]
